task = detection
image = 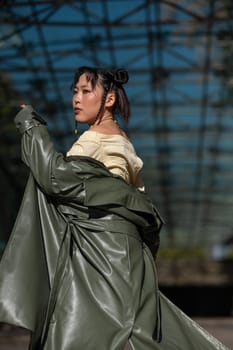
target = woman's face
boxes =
[72,73,103,125]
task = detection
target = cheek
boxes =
[88,95,101,108]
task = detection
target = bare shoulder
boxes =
[120,129,129,139]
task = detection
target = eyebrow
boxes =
[75,84,91,89]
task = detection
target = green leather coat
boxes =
[0,106,228,349]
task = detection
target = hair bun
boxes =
[105,68,129,87]
[113,69,129,85]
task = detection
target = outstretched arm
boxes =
[14,105,84,196]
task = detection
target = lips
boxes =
[74,108,81,114]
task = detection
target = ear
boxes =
[105,92,116,108]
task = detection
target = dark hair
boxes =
[72,66,130,122]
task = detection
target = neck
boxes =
[89,112,114,127]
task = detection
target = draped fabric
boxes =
[0,165,162,349]
[0,106,229,349]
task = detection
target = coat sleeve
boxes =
[14,105,85,197]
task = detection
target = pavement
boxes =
[0,319,233,349]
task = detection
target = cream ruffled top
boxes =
[67,130,144,190]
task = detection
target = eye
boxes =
[83,89,91,94]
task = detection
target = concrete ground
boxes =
[0,318,233,349]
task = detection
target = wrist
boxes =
[14,105,47,133]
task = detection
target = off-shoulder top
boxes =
[67,130,144,190]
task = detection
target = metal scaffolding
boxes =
[1,0,233,252]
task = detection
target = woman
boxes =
[0,67,228,349]
[67,67,145,191]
